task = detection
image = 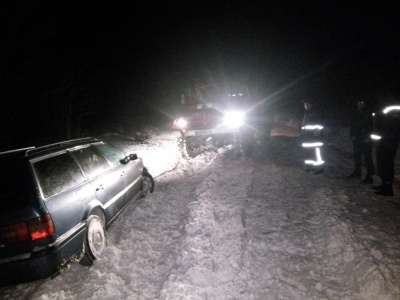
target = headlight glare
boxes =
[223,111,244,128]
[173,117,188,130]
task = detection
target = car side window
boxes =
[93,143,125,166]
[72,146,110,179]
[32,153,86,199]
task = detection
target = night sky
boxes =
[1,1,399,149]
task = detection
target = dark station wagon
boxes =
[0,138,154,286]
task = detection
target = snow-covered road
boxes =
[1,127,400,299]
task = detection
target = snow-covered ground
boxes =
[1,125,400,300]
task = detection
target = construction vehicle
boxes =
[173,79,260,157]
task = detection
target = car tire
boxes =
[79,215,106,266]
[242,140,254,155]
[142,169,154,197]
[240,131,255,155]
[186,142,201,158]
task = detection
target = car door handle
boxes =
[96,185,104,191]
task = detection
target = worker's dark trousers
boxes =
[352,139,374,177]
[302,141,324,172]
[376,138,399,184]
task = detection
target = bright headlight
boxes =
[173,117,188,130]
[223,111,244,128]
[371,134,381,140]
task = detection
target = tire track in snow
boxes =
[159,154,254,299]
[243,153,400,299]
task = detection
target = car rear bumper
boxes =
[0,228,85,286]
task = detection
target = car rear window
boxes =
[0,162,30,211]
[32,153,86,198]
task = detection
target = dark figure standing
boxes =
[371,104,400,196]
[346,101,375,183]
[263,101,275,141]
[301,101,325,174]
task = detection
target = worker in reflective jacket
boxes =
[371,103,400,196]
[301,101,325,174]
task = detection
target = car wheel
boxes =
[142,169,154,197]
[242,140,254,155]
[79,215,106,266]
[240,131,255,155]
[186,142,201,158]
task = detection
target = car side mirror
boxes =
[120,157,129,164]
[120,154,138,164]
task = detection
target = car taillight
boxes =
[1,214,54,245]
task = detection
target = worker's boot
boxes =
[373,185,384,191]
[374,182,394,196]
[346,171,361,179]
[360,175,373,184]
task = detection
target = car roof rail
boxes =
[25,137,97,156]
[0,146,35,156]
